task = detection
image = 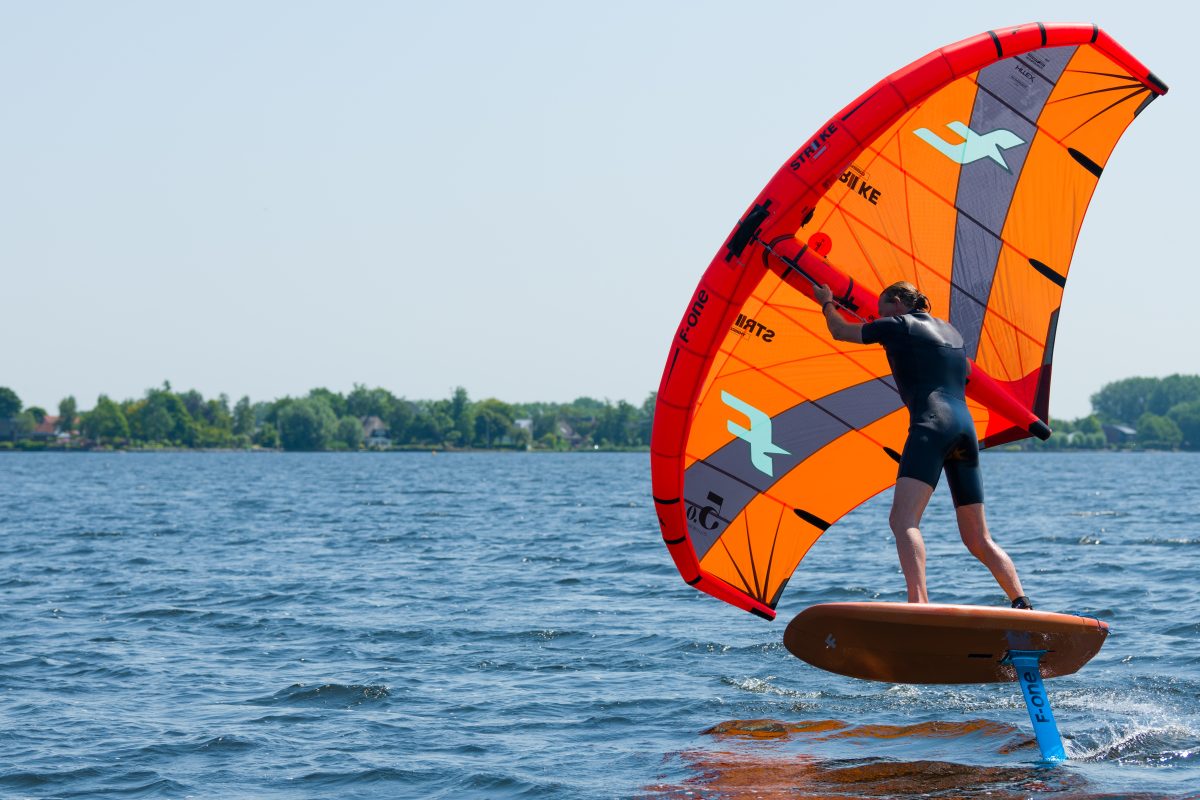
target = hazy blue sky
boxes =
[1,1,1191,419]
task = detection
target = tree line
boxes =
[1025,374,1200,451]
[2,374,1198,452]
[0,384,656,451]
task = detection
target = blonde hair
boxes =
[881,281,931,313]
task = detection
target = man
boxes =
[814,280,1033,609]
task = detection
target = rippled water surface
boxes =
[1,451,1198,798]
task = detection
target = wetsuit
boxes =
[860,313,984,507]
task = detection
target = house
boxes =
[1102,423,1137,445]
[362,416,390,449]
[32,415,63,442]
[0,415,67,442]
[557,421,584,448]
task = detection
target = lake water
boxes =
[1,451,1198,799]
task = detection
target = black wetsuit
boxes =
[861,313,984,507]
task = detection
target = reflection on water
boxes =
[644,719,1183,799]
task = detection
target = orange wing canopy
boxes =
[652,23,1166,620]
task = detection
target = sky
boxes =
[1,1,1193,419]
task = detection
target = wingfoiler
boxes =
[651,23,1166,620]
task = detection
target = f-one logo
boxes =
[721,391,789,477]
[678,289,708,344]
[1023,669,1050,723]
[913,121,1025,171]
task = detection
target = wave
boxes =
[245,683,391,709]
[137,735,259,758]
[720,676,825,700]
[1071,720,1200,765]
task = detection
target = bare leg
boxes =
[889,477,935,603]
[955,503,1025,601]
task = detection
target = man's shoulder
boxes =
[909,313,964,348]
[861,315,907,345]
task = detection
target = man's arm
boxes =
[814,283,863,343]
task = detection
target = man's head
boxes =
[879,281,930,317]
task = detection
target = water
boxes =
[1,451,1198,799]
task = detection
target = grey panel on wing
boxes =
[949,47,1076,359]
[683,461,766,560]
[684,377,902,561]
[949,215,1001,358]
[1014,47,1075,98]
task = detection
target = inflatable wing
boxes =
[652,23,1166,619]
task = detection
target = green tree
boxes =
[336,416,364,450]
[205,395,232,426]
[1091,377,1160,424]
[0,387,20,419]
[196,397,234,446]
[450,387,474,445]
[129,388,196,445]
[531,408,559,441]
[1136,412,1183,450]
[255,423,280,449]
[277,398,337,450]
[408,401,452,446]
[638,392,656,445]
[386,400,415,444]
[1148,374,1200,415]
[347,384,396,420]
[570,396,607,412]
[12,411,36,438]
[473,398,513,447]
[179,389,206,421]
[139,401,173,442]
[58,396,78,433]
[1048,417,1074,434]
[233,396,256,436]
[308,388,348,418]
[82,395,130,443]
[26,406,47,424]
[595,399,636,446]
[260,397,290,429]
[1167,400,1200,450]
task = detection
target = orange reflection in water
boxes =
[640,718,1094,800]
